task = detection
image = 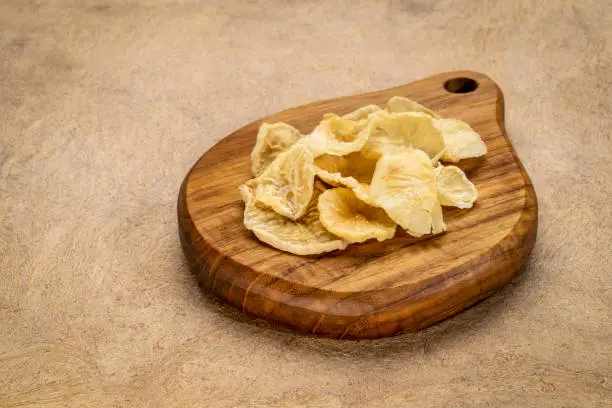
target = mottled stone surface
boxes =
[1,1,610,407]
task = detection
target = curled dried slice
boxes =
[316,169,377,207]
[255,143,315,220]
[298,114,378,157]
[435,165,478,208]
[314,152,377,184]
[435,118,487,163]
[323,105,382,124]
[318,188,396,243]
[240,183,348,255]
[430,200,446,235]
[352,183,375,206]
[251,122,302,176]
[340,104,383,121]
[386,96,441,119]
[314,152,378,206]
[361,111,445,159]
[370,148,446,237]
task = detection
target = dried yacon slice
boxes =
[314,152,378,206]
[298,114,379,157]
[240,182,348,255]
[361,111,445,159]
[251,122,302,176]
[352,183,375,206]
[430,199,446,235]
[318,188,397,243]
[316,169,377,207]
[255,143,316,220]
[435,118,487,163]
[435,165,478,209]
[323,105,383,124]
[340,104,383,121]
[370,148,446,237]
[384,97,486,165]
[314,152,378,184]
[386,96,441,119]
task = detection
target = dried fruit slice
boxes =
[240,182,348,255]
[435,118,487,163]
[316,170,377,207]
[251,122,302,176]
[314,152,378,184]
[340,104,383,121]
[351,183,375,206]
[298,114,379,157]
[370,148,446,237]
[430,200,446,234]
[384,97,486,164]
[435,165,478,208]
[361,111,445,159]
[315,167,353,187]
[323,105,382,124]
[255,143,316,220]
[386,96,441,119]
[318,188,397,243]
[314,152,378,206]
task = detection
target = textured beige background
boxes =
[1,0,611,407]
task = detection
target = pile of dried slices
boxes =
[239,97,487,255]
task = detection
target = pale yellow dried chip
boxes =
[435,118,487,162]
[314,152,377,184]
[316,170,377,207]
[240,182,348,255]
[314,152,378,206]
[386,96,441,119]
[385,96,487,163]
[318,188,396,243]
[315,167,353,187]
[435,165,478,208]
[322,105,382,125]
[370,148,446,237]
[255,143,316,220]
[361,111,445,159]
[340,104,383,121]
[298,114,378,157]
[251,122,302,176]
[351,183,375,206]
[430,199,446,235]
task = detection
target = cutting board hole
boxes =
[444,77,478,93]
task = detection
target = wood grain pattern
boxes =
[177,71,538,339]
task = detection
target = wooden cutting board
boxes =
[178,71,538,339]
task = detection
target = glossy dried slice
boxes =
[386,96,441,119]
[318,188,396,243]
[298,114,379,157]
[435,165,478,208]
[240,182,348,255]
[255,143,316,220]
[435,118,487,163]
[362,111,445,159]
[370,148,446,237]
[251,122,302,176]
